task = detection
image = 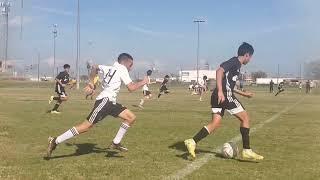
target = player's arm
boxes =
[84,65,99,93]
[216,67,225,103]
[126,78,148,92]
[55,73,65,87]
[234,89,254,98]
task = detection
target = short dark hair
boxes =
[64,64,70,69]
[238,42,254,56]
[118,53,133,63]
[203,75,208,80]
[165,75,169,78]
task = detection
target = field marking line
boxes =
[166,97,304,180]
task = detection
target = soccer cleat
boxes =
[49,96,54,104]
[138,104,144,109]
[242,149,264,160]
[184,139,196,159]
[109,142,128,152]
[50,110,61,114]
[47,137,57,158]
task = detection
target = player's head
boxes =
[238,42,254,65]
[118,53,133,71]
[63,64,70,73]
[203,75,208,80]
[165,75,169,79]
[147,70,153,76]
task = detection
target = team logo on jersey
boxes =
[232,75,238,82]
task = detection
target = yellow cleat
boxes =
[184,139,196,159]
[242,149,264,160]
[49,96,54,104]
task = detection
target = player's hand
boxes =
[245,92,254,98]
[84,83,94,93]
[218,91,225,104]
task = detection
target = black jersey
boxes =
[162,78,169,86]
[55,71,70,92]
[215,57,241,94]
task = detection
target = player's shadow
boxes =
[168,141,214,160]
[44,143,123,160]
[169,141,259,163]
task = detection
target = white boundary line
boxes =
[166,98,304,180]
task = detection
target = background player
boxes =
[199,75,208,101]
[269,80,274,93]
[184,42,264,160]
[85,74,100,100]
[48,64,71,114]
[275,81,285,96]
[138,70,156,109]
[157,75,170,98]
[46,53,149,158]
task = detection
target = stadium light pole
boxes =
[52,24,58,79]
[37,51,40,85]
[76,0,80,89]
[20,0,23,40]
[193,19,205,83]
[277,64,280,84]
[1,0,11,72]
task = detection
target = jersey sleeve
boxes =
[220,59,239,72]
[98,65,111,75]
[119,66,133,85]
[55,72,64,80]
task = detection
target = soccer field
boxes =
[0,82,320,180]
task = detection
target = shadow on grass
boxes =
[44,143,124,160]
[169,141,259,163]
[168,141,214,160]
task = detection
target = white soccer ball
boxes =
[222,142,239,159]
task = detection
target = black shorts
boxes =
[55,85,67,97]
[160,85,169,92]
[86,98,127,124]
[211,90,245,117]
[143,90,151,96]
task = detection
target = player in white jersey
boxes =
[198,75,208,101]
[46,53,149,158]
[138,70,155,109]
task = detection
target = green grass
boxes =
[0,81,320,179]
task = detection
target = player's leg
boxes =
[232,106,264,160]
[158,89,163,98]
[139,91,146,108]
[184,92,224,158]
[51,93,68,113]
[46,98,109,157]
[110,108,136,151]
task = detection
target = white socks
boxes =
[139,99,144,106]
[55,127,79,144]
[113,123,130,144]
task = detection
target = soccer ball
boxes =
[222,142,239,159]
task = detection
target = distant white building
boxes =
[256,78,295,85]
[179,70,216,82]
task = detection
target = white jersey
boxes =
[96,62,132,103]
[142,77,151,91]
[199,79,207,88]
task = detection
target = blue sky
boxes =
[6,0,320,77]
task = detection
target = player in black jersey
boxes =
[157,75,170,98]
[48,64,70,114]
[275,81,285,96]
[184,42,264,160]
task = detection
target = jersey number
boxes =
[104,69,117,84]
